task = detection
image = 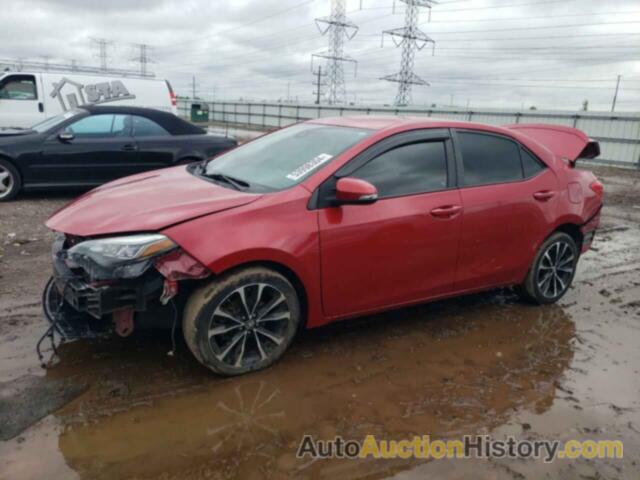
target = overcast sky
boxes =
[2,0,640,111]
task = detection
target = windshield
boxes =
[31,109,83,133]
[204,123,373,190]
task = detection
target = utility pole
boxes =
[192,75,197,99]
[382,0,436,106]
[312,0,358,104]
[312,66,326,105]
[91,38,113,71]
[132,43,153,77]
[611,75,621,112]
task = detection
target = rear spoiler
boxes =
[504,124,600,167]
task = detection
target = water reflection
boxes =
[48,292,575,479]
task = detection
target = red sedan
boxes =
[44,116,603,375]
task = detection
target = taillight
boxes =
[589,180,604,198]
[170,91,177,107]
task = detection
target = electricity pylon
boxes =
[382,0,436,106]
[312,0,358,104]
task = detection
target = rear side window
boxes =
[458,132,522,186]
[0,75,37,100]
[132,116,170,137]
[521,148,545,177]
[353,141,448,198]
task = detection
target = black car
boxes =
[0,106,237,201]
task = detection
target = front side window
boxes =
[458,132,523,186]
[353,141,448,198]
[204,124,373,191]
[132,116,170,137]
[64,114,130,138]
[0,75,37,100]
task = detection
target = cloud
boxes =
[2,0,639,111]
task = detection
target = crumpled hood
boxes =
[46,166,262,237]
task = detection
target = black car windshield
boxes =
[204,123,373,190]
[31,109,83,133]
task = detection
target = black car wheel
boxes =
[183,267,301,376]
[520,232,579,304]
[0,158,21,202]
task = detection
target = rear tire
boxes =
[519,232,578,304]
[183,267,301,376]
[0,158,21,202]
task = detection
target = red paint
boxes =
[47,117,603,329]
[335,178,378,203]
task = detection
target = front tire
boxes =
[520,232,579,304]
[183,267,301,376]
[0,158,21,202]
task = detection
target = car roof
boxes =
[307,115,529,140]
[80,105,205,135]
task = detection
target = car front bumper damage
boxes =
[45,234,209,341]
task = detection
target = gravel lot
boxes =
[0,166,639,479]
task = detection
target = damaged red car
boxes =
[44,116,604,375]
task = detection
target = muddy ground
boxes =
[0,166,639,479]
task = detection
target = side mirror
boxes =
[58,132,74,143]
[335,177,378,205]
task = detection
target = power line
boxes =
[159,0,317,52]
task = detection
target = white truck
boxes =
[0,71,178,129]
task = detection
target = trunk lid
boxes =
[504,124,600,164]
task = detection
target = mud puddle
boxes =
[2,291,579,480]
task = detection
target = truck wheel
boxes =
[0,158,21,201]
[183,267,301,376]
[519,232,579,304]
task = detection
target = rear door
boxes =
[318,129,463,318]
[34,113,139,185]
[452,129,558,291]
[0,74,43,128]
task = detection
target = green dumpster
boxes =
[190,103,209,123]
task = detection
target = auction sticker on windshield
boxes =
[286,153,333,181]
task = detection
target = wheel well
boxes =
[0,155,20,174]
[195,260,309,329]
[555,223,583,250]
[0,154,23,183]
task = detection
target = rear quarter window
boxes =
[521,148,546,178]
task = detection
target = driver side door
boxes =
[317,129,463,318]
[34,114,139,186]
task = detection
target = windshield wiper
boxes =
[205,171,250,190]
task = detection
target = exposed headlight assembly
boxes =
[67,234,177,279]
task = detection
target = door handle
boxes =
[533,190,555,201]
[38,102,44,113]
[430,205,462,218]
[121,144,138,152]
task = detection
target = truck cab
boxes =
[0,72,44,128]
[0,71,177,130]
